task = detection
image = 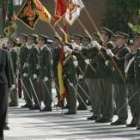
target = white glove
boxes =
[64,45,72,53]
[91,41,101,50]
[106,49,114,57]
[69,82,73,87]
[44,77,48,82]
[33,74,37,79]
[23,73,28,77]
[11,85,15,90]
[105,60,109,66]
[73,61,78,66]
[79,74,83,79]
[85,59,90,64]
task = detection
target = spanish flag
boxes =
[34,0,51,23]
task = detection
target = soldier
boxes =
[127,33,140,129]
[95,27,114,123]
[19,33,33,108]
[52,36,62,106]
[7,37,19,107]
[109,31,130,125]
[72,34,88,110]
[38,35,52,112]
[63,43,78,114]
[27,34,40,110]
[81,33,102,120]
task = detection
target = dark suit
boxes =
[0,49,12,138]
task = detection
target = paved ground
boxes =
[4,90,140,140]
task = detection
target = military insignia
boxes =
[17,0,39,30]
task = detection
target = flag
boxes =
[54,0,67,25]
[17,0,39,30]
[33,0,51,23]
[4,0,17,37]
[57,46,67,107]
[65,0,84,25]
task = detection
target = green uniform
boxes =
[38,45,52,110]
[82,44,102,118]
[72,50,87,110]
[63,53,78,114]
[133,48,140,127]
[111,46,130,123]
[19,45,33,107]
[125,51,140,126]
[9,47,19,106]
[29,45,40,108]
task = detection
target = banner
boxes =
[54,0,67,25]
[65,0,84,25]
[4,0,17,37]
[33,0,51,23]
[17,0,39,30]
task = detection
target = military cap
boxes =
[8,37,18,46]
[101,27,113,39]
[115,31,129,38]
[47,39,53,44]
[28,34,38,41]
[54,35,62,42]
[74,34,83,41]
[83,36,91,42]
[92,32,100,40]
[20,33,28,39]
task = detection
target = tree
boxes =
[102,0,140,35]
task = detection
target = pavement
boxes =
[4,90,140,140]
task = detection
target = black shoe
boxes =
[87,115,98,120]
[127,123,137,127]
[21,104,32,108]
[77,106,87,110]
[3,125,10,130]
[95,117,112,123]
[9,102,18,107]
[40,107,52,112]
[64,111,76,115]
[29,105,40,110]
[111,120,126,125]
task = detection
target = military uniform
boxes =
[38,41,52,111]
[29,44,40,109]
[63,52,78,114]
[19,43,33,107]
[9,47,19,106]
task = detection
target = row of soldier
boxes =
[2,27,140,130]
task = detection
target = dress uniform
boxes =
[7,38,19,106]
[110,31,130,125]
[0,48,12,139]
[28,34,40,110]
[95,27,114,123]
[19,34,33,108]
[72,34,88,110]
[81,35,102,120]
[38,35,52,111]
[63,52,78,114]
[52,36,62,106]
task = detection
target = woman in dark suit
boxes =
[0,46,12,140]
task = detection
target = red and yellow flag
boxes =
[54,0,68,25]
[57,45,67,107]
[34,0,51,23]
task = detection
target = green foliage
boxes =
[102,0,140,35]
